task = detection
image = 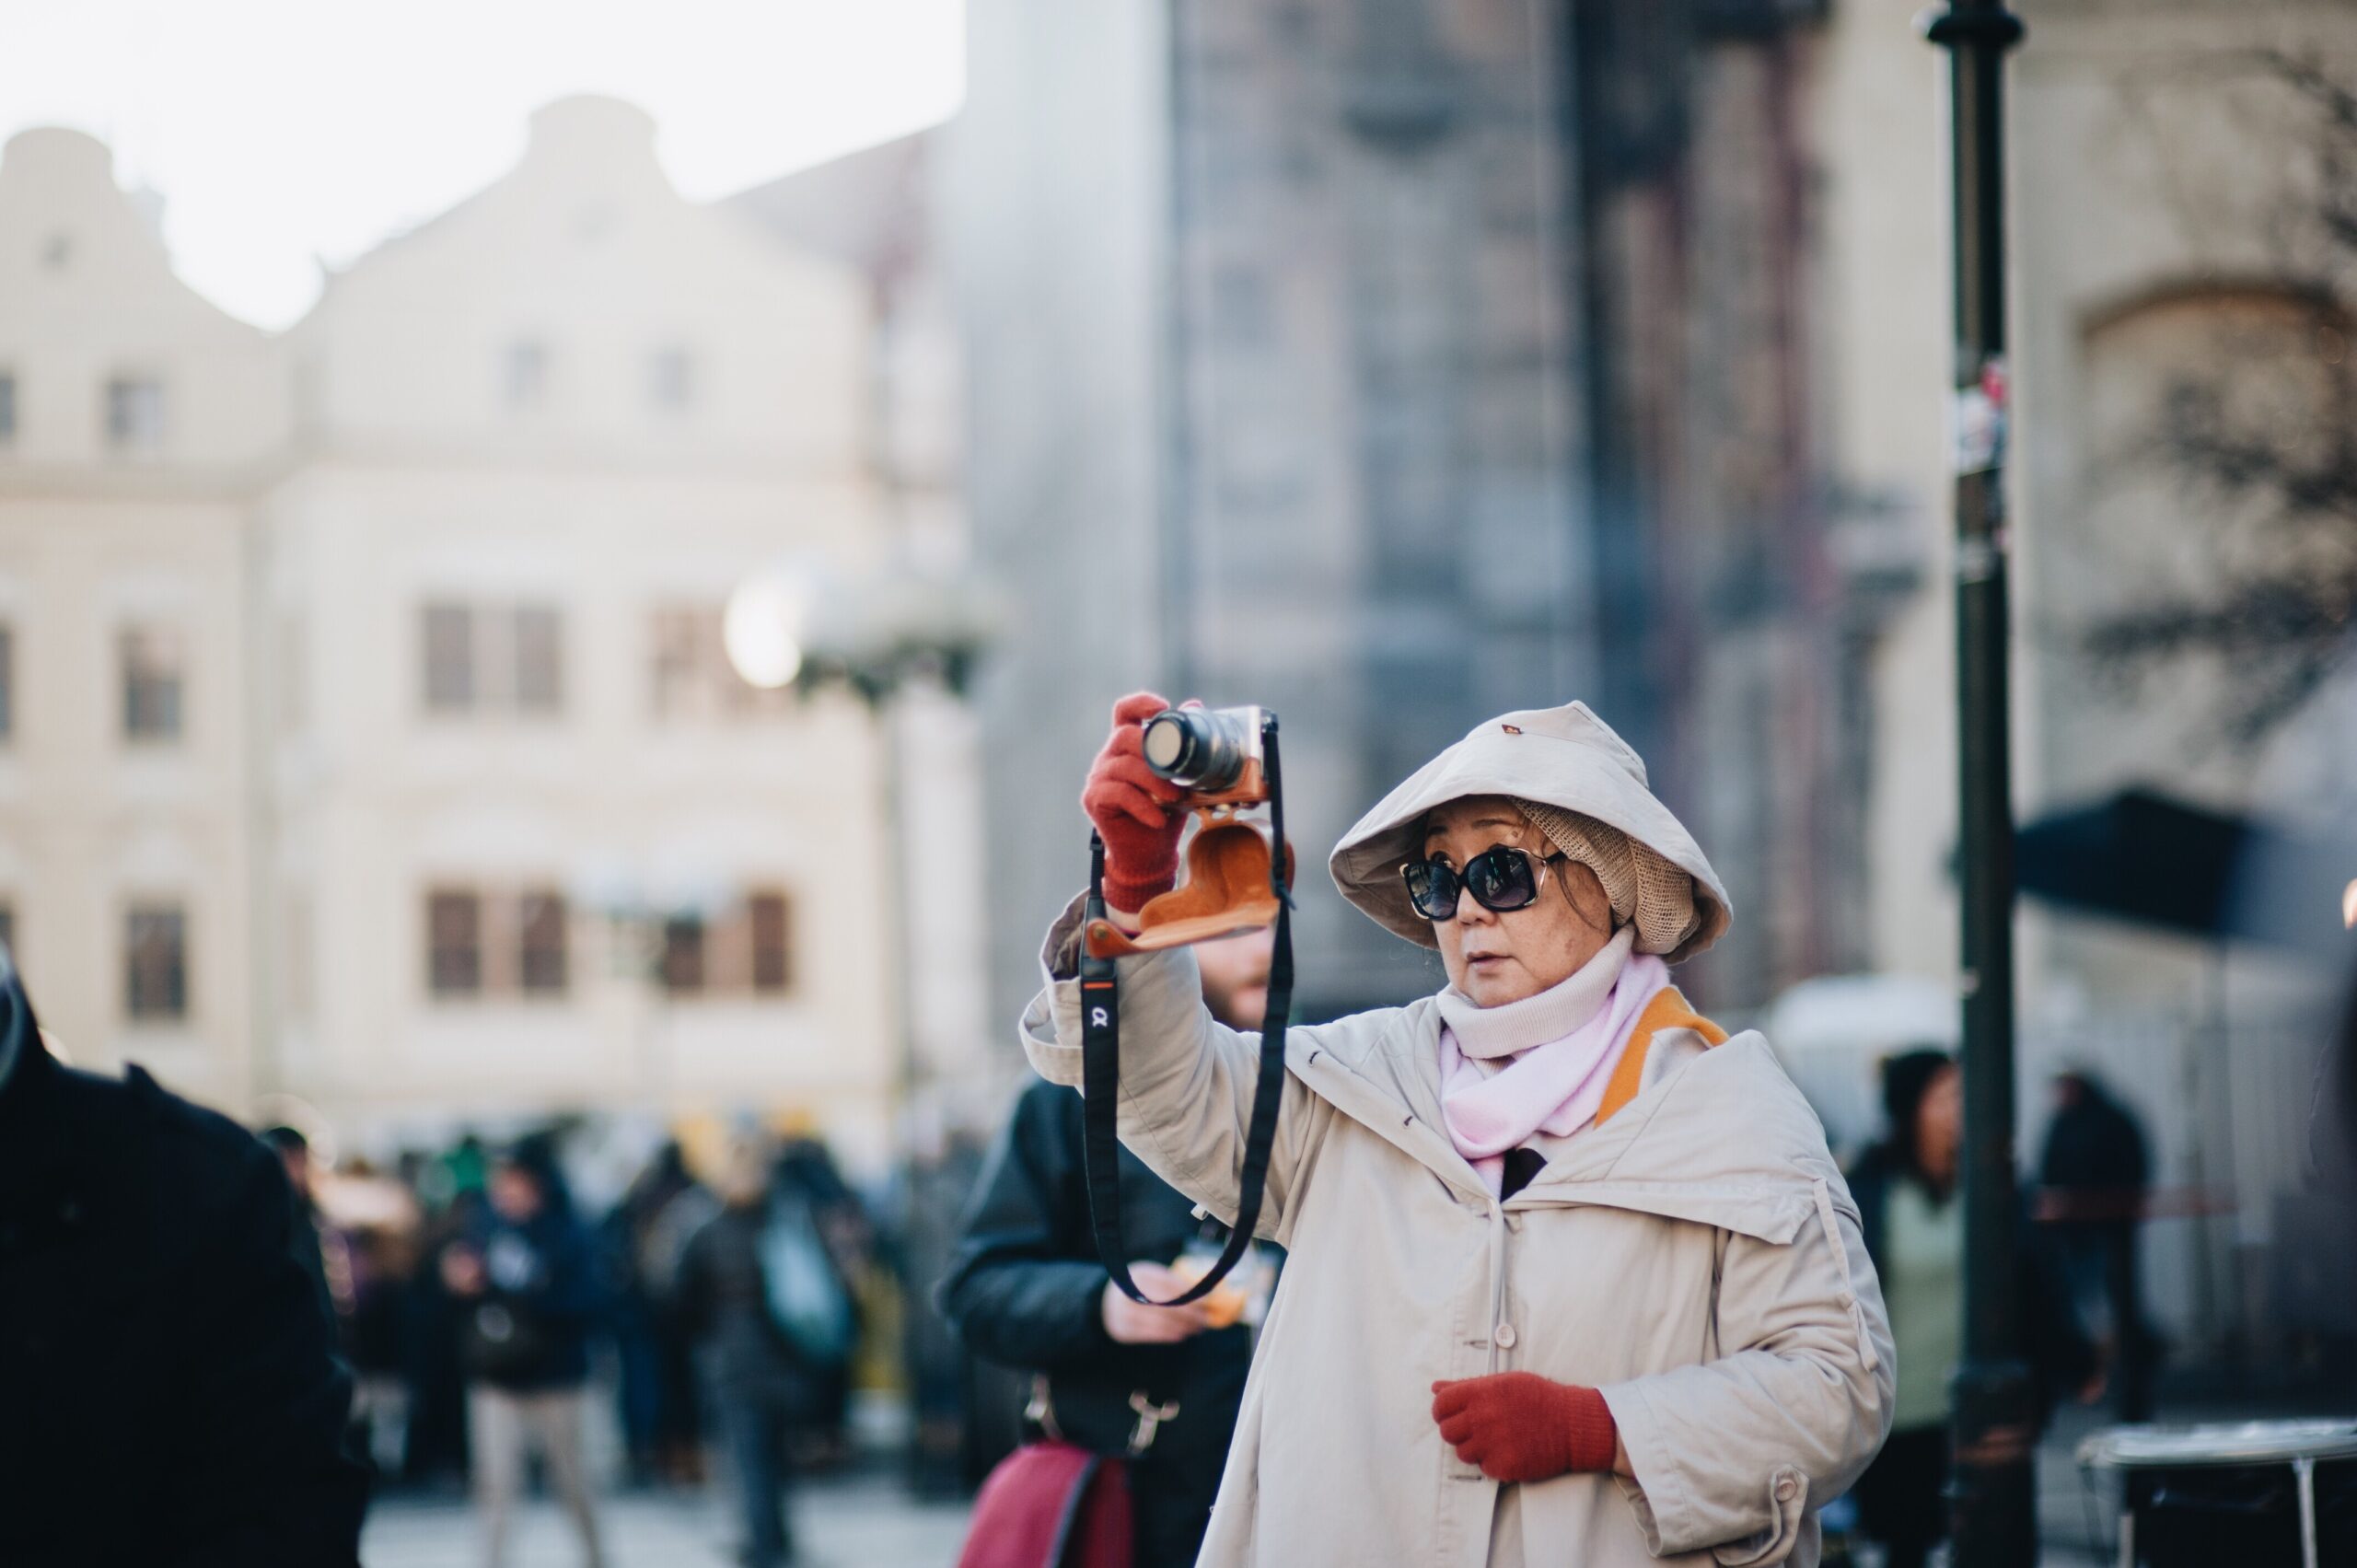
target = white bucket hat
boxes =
[1327,701,1733,963]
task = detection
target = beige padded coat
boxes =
[1021,902,1896,1567]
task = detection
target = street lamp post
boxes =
[723,561,997,1147]
[724,561,993,1478]
[1923,2,2032,1563]
[570,865,727,1118]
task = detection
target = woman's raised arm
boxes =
[1019,910,1336,1249]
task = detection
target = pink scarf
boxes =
[1435,926,1670,1194]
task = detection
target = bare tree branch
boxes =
[2081,49,2357,745]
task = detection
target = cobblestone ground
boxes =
[362,1472,970,1568]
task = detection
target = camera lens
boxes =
[1143,714,1194,774]
[1143,708,1249,791]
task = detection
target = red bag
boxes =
[956,1438,1132,1568]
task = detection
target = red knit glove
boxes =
[1082,691,1188,912]
[1431,1374,1619,1483]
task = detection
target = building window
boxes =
[513,606,563,714]
[660,914,706,994]
[105,376,165,453]
[283,889,314,1026]
[651,604,792,720]
[660,889,795,997]
[651,608,698,715]
[276,612,307,737]
[648,347,694,412]
[749,890,793,993]
[427,889,482,997]
[422,602,563,717]
[422,602,474,712]
[124,902,188,1021]
[517,889,569,994]
[121,624,185,742]
[427,887,570,1000]
[504,341,548,411]
[0,371,17,446]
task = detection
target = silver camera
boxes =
[1142,705,1269,800]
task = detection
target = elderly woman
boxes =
[1023,696,1893,1566]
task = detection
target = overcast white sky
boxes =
[0,0,966,330]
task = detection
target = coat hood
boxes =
[1328,701,1732,962]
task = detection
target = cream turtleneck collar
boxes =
[1434,926,1635,1060]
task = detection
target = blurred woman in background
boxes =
[1844,1051,1967,1568]
[1847,1050,2096,1568]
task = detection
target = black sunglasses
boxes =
[1400,844,1567,922]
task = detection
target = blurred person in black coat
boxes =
[2038,1067,2159,1419]
[938,926,1273,1568]
[0,953,368,1567]
[604,1140,708,1485]
[444,1149,607,1568]
[674,1138,854,1568]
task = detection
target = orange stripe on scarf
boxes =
[1595,987,1727,1127]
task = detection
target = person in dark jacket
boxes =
[2038,1067,2158,1419]
[444,1149,606,1568]
[774,1133,872,1458]
[0,955,368,1567]
[674,1137,853,1568]
[605,1141,707,1486]
[1846,1049,2096,1568]
[938,927,1271,1568]
[2340,958,2357,1146]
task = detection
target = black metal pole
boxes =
[1923,2,2032,1564]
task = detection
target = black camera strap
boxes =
[1081,713,1293,1307]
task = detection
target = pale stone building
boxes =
[0,126,284,1109]
[258,97,906,1166]
[0,100,952,1177]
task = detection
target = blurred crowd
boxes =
[269,1123,898,1568]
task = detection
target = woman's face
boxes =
[1422,796,1616,1007]
[1915,1064,1964,1188]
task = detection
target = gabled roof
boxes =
[726,130,936,285]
